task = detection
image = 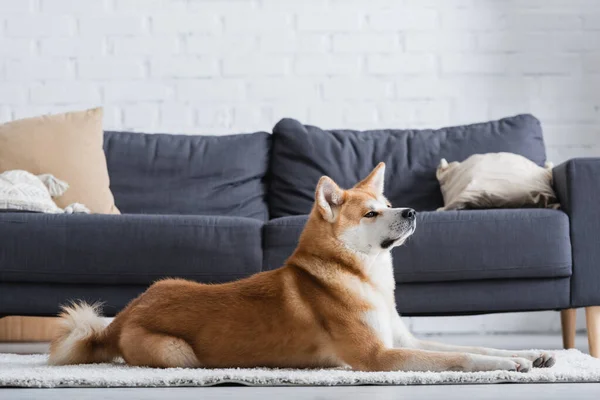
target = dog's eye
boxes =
[386,204,391,208]
[364,211,379,218]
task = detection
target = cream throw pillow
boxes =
[436,152,558,211]
[0,108,119,214]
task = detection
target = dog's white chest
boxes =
[360,286,394,348]
[353,252,397,348]
[363,307,393,348]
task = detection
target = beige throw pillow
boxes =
[0,108,119,214]
[436,152,558,211]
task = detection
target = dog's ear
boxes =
[315,176,345,222]
[355,162,385,195]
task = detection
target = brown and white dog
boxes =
[49,163,555,372]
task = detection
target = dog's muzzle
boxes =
[380,209,417,249]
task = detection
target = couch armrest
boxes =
[553,158,600,307]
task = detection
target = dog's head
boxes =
[314,162,416,255]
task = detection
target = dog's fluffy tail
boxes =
[48,302,120,365]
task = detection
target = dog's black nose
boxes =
[401,208,416,220]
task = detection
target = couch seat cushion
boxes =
[0,213,263,285]
[269,115,546,218]
[263,209,572,283]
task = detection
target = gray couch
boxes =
[0,114,595,325]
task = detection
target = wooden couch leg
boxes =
[586,306,600,358]
[561,309,577,349]
[0,316,60,342]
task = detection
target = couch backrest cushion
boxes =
[269,114,546,218]
[104,131,271,220]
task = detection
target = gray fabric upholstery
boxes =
[2,116,595,318]
[396,209,571,283]
[104,131,271,220]
[553,158,600,307]
[263,215,307,271]
[0,279,569,317]
[269,114,546,218]
[396,278,570,315]
[0,212,263,285]
[264,209,572,283]
[0,282,147,317]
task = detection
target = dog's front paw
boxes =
[509,357,533,373]
[469,355,532,372]
[492,358,532,373]
[512,351,555,368]
[532,353,555,368]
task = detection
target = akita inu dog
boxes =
[49,163,554,372]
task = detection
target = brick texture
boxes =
[0,0,596,160]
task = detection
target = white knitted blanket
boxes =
[0,170,88,214]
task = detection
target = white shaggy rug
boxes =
[1,350,600,388]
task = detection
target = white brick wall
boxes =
[1,0,599,334]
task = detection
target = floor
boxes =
[1,334,599,400]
